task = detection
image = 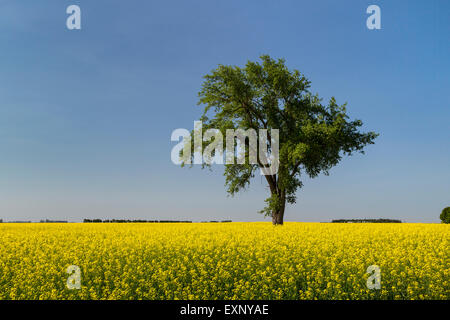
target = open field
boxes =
[0,222,448,300]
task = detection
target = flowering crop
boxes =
[0,222,448,300]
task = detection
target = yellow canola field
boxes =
[0,222,448,300]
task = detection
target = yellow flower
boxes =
[0,222,448,300]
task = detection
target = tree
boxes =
[440,207,450,224]
[182,55,378,225]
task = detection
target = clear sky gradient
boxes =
[0,0,449,222]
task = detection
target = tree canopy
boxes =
[440,207,450,224]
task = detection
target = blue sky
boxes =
[0,0,448,222]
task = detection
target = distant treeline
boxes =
[83,219,232,223]
[332,219,402,223]
[2,220,32,223]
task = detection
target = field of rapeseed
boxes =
[0,222,448,300]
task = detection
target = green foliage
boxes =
[440,207,450,224]
[259,193,284,216]
[185,55,378,220]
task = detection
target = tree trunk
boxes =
[271,193,286,225]
[272,209,285,225]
